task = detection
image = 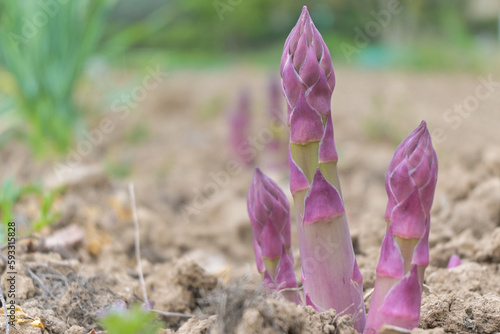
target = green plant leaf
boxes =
[100,305,164,334]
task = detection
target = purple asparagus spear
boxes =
[281,6,365,330]
[247,168,302,304]
[269,75,284,124]
[262,76,288,169]
[229,89,254,166]
[365,121,438,333]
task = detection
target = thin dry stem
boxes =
[150,309,196,318]
[128,183,149,306]
[26,266,55,298]
[128,184,204,320]
[364,287,374,302]
[278,287,303,293]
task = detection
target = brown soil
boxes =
[1,66,500,333]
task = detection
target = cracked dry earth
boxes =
[0,67,499,333]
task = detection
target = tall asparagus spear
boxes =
[262,76,288,170]
[280,7,365,330]
[247,168,302,304]
[365,121,438,333]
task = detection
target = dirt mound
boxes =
[420,292,500,333]
[171,278,357,334]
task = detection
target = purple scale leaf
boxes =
[261,218,283,260]
[390,188,426,239]
[303,168,344,225]
[282,58,306,116]
[263,270,275,290]
[275,247,298,290]
[299,46,321,87]
[407,141,426,170]
[312,27,323,61]
[323,61,335,91]
[290,91,324,144]
[319,114,338,163]
[305,292,326,312]
[293,33,309,71]
[302,14,313,45]
[387,159,415,204]
[376,225,405,279]
[253,238,264,273]
[411,219,430,267]
[378,265,421,328]
[410,155,432,189]
[352,258,363,285]
[305,68,332,116]
[419,181,436,215]
[289,150,310,194]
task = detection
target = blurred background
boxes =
[0,0,499,153]
[0,0,499,281]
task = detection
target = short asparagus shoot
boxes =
[247,168,302,304]
[365,121,438,333]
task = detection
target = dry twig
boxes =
[128,183,149,306]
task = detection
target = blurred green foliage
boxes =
[102,1,176,58]
[99,305,164,334]
[126,123,149,145]
[0,177,62,241]
[106,0,495,58]
[0,178,38,238]
[32,188,62,231]
[105,158,132,179]
[0,0,112,155]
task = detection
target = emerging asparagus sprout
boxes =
[447,254,461,269]
[365,121,438,333]
[247,168,302,304]
[280,6,366,331]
